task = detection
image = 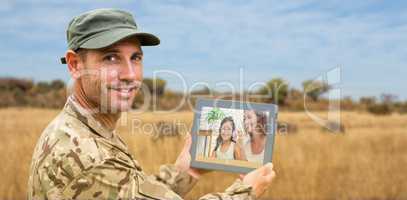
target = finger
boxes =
[262,163,274,175]
[184,133,192,144]
[188,168,202,179]
[182,133,192,153]
[265,162,273,169]
[258,165,269,176]
[271,170,276,178]
[239,174,245,180]
[265,170,276,182]
[191,168,211,176]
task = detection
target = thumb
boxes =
[239,174,245,180]
[264,170,276,182]
[182,133,192,153]
[262,163,274,174]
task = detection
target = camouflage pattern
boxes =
[28,96,255,200]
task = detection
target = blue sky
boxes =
[1,0,406,100]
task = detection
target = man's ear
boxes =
[65,50,83,79]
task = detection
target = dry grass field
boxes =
[0,108,406,200]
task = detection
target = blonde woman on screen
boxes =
[210,117,244,160]
[242,110,267,163]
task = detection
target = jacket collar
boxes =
[64,95,115,140]
[63,95,130,152]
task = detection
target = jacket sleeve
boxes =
[39,156,254,200]
[197,179,255,200]
[152,164,198,196]
[153,164,256,200]
[39,157,184,200]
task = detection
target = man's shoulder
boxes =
[32,111,104,172]
[28,111,105,196]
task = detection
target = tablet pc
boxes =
[190,98,278,174]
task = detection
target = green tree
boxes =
[302,80,330,101]
[0,77,33,92]
[142,78,166,109]
[191,86,211,95]
[35,81,52,93]
[50,79,65,90]
[258,78,288,105]
[143,78,166,97]
[359,96,376,106]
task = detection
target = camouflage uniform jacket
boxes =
[27,97,255,200]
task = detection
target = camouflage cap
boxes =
[60,8,160,64]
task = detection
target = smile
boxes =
[107,83,140,92]
[107,84,139,98]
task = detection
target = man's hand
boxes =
[242,163,276,198]
[174,134,210,179]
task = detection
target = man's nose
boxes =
[119,62,137,81]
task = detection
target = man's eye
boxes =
[132,54,143,62]
[103,55,119,62]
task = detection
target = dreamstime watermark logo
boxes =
[66,66,342,133]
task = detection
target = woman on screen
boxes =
[242,110,267,163]
[210,117,243,160]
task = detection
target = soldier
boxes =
[27,8,276,200]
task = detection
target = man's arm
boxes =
[151,135,275,200]
[198,179,255,200]
[40,157,184,200]
[39,156,258,200]
[151,133,258,199]
[36,133,270,199]
[152,164,255,199]
[153,164,198,196]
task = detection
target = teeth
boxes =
[113,88,130,91]
[109,86,137,93]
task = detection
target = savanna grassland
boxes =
[0,108,406,200]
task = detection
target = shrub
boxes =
[367,103,392,115]
[257,78,289,105]
[396,101,407,114]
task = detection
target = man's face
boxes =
[77,37,143,113]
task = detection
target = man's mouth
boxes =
[116,88,132,95]
[111,87,134,98]
[106,83,141,97]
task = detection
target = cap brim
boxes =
[81,28,160,49]
[60,28,160,64]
